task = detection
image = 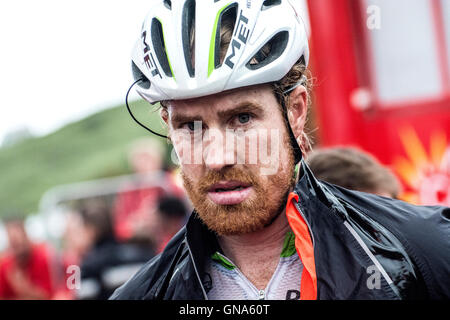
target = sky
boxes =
[0,0,310,145]
[0,0,152,144]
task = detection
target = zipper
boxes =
[186,242,209,300]
[293,201,315,247]
[258,290,266,300]
[343,220,401,299]
[214,253,268,300]
[215,252,271,300]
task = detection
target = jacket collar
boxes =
[185,212,221,282]
[183,160,328,277]
[293,159,349,221]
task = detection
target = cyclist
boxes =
[111,0,450,300]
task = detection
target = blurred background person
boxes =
[52,210,95,300]
[75,200,154,300]
[150,196,188,254]
[0,215,56,299]
[307,147,401,198]
[113,138,185,244]
[113,138,166,243]
[60,210,93,274]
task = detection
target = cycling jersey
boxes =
[205,232,303,300]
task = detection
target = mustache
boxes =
[191,167,262,194]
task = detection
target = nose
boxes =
[203,128,235,171]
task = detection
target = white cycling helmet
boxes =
[131,0,309,103]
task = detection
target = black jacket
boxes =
[110,162,450,300]
[80,238,154,300]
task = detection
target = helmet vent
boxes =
[262,0,281,10]
[132,62,151,89]
[182,0,196,77]
[163,0,172,10]
[151,18,173,78]
[246,31,289,70]
[216,3,238,68]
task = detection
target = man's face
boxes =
[164,85,298,236]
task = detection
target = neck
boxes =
[219,213,290,254]
[217,212,291,289]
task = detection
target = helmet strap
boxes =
[278,93,303,165]
[278,78,307,166]
[282,76,307,95]
[126,79,169,139]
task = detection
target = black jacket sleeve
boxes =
[396,205,450,299]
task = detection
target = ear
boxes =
[286,85,308,142]
[160,107,169,125]
[159,107,174,144]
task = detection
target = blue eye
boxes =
[238,113,251,124]
[187,122,195,131]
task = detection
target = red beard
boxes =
[181,148,295,236]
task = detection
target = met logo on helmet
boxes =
[141,31,162,79]
[131,0,309,103]
[224,10,250,69]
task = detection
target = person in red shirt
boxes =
[0,217,55,300]
[113,138,166,242]
[113,138,186,244]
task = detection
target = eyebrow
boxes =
[170,113,203,127]
[217,102,265,120]
[170,101,265,127]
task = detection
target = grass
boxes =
[0,99,169,216]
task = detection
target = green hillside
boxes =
[0,99,169,216]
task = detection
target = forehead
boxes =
[167,84,278,119]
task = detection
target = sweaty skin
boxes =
[162,83,308,289]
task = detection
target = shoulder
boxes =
[342,184,448,244]
[323,181,449,238]
[325,182,450,298]
[109,253,163,300]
